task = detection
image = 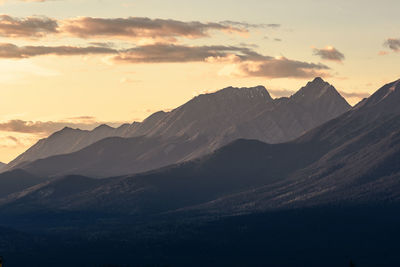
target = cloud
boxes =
[313,46,345,62]
[0,134,39,150]
[220,21,280,29]
[268,88,295,98]
[0,15,264,41]
[113,44,264,63]
[0,119,125,135]
[239,43,259,48]
[0,41,332,79]
[4,136,23,146]
[0,120,74,134]
[61,17,246,41]
[338,91,370,99]
[384,38,400,52]
[0,43,118,58]
[0,15,282,43]
[0,136,20,148]
[0,15,58,37]
[107,44,331,79]
[238,57,331,79]
[65,116,97,122]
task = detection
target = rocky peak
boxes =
[211,85,272,101]
[291,77,350,108]
[357,79,400,113]
[92,124,115,134]
[294,77,334,98]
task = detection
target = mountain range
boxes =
[3,77,351,178]
[0,78,399,267]
[1,79,399,217]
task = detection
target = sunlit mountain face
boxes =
[0,1,399,266]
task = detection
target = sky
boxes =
[0,0,399,162]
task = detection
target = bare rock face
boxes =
[6,78,351,177]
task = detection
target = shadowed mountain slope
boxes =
[0,169,46,199]
[0,161,5,172]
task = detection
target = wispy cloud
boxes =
[220,20,280,29]
[66,116,96,120]
[0,43,118,58]
[0,120,82,135]
[268,88,295,98]
[384,38,400,52]
[0,15,58,37]
[0,118,125,135]
[313,46,345,62]
[61,17,246,41]
[338,91,370,99]
[0,136,22,148]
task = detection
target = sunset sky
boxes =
[0,0,399,162]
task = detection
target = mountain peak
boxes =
[358,79,400,111]
[308,77,330,88]
[47,127,85,140]
[142,111,167,124]
[93,124,114,131]
[311,77,326,84]
[199,85,273,102]
[293,78,342,101]
[61,126,74,131]
[55,126,79,135]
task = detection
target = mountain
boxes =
[7,78,351,177]
[17,135,209,178]
[0,161,5,172]
[5,124,126,170]
[2,79,398,216]
[0,80,398,267]
[183,78,400,214]
[0,169,46,199]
